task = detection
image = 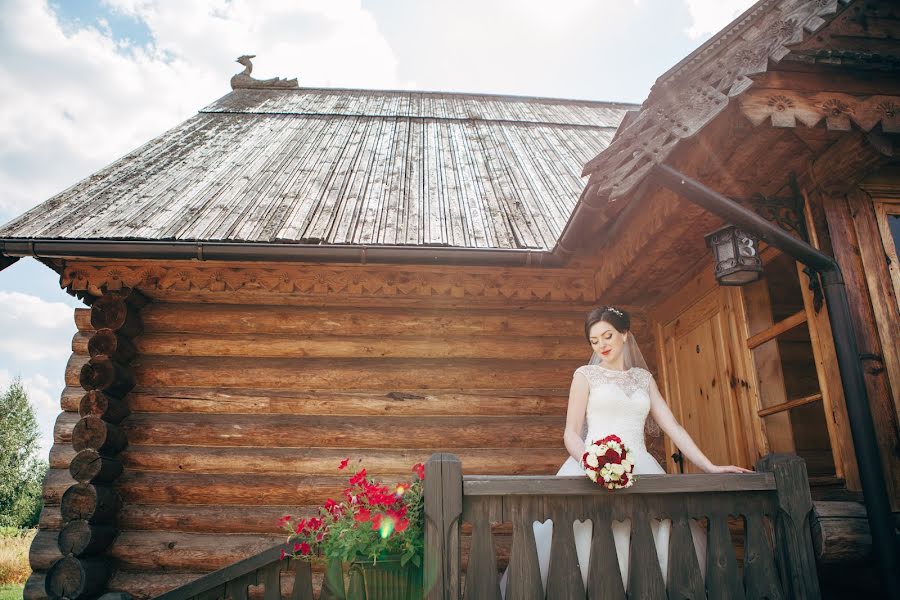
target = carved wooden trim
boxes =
[582,0,845,201]
[741,90,900,131]
[60,261,597,303]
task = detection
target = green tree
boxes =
[0,378,47,529]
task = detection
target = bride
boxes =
[501,305,751,596]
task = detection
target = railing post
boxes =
[424,453,462,600]
[757,454,821,600]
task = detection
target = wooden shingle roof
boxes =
[0,88,633,251]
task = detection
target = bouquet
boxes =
[581,434,636,490]
[279,459,426,567]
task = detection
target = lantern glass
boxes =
[704,224,762,286]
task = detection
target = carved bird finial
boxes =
[231,55,298,90]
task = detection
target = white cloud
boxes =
[0,0,398,220]
[683,0,756,39]
[0,291,73,330]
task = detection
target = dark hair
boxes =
[584,306,631,341]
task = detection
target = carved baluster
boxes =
[463,496,502,599]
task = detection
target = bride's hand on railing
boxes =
[704,464,755,474]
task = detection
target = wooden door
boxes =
[659,288,750,473]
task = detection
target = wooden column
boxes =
[757,454,822,600]
[46,289,145,600]
[424,453,462,600]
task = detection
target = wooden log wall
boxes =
[31,261,638,599]
[28,290,146,600]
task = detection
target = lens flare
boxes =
[379,516,396,539]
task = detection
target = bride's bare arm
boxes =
[648,377,752,474]
[564,372,590,463]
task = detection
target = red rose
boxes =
[604,448,620,463]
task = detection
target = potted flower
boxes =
[279,459,425,598]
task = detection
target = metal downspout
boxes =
[650,163,900,599]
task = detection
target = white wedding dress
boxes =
[500,364,707,596]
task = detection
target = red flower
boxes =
[300,542,311,556]
[316,530,325,542]
[350,468,368,486]
[280,548,286,560]
[294,519,307,534]
[413,463,425,480]
[371,513,383,531]
[355,508,371,523]
[293,542,301,552]
[619,474,629,486]
[395,482,410,496]
[396,518,410,533]
[339,457,350,470]
[278,515,291,527]
[307,517,323,531]
[604,448,620,463]
[324,498,338,513]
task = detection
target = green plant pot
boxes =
[346,555,423,600]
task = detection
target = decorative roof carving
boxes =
[230,55,298,90]
[581,0,851,204]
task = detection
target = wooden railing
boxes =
[155,452,820,599]
[424,452,821,600]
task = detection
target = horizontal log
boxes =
[119,413,565,448]
[62,385,569,416]
[113,332,585,360]
[110,531,283,572]
[55,446,568,477]
[86,329,137,362]
[79,356,135,396]
[79,390,130,423]
[72,416,128,454]
[69,449,123,483]
[23,571,45,600]
[43,469,77,506]
[139,303,587,337]
[91,294,143,336]
[126,357,578,390]
[54,412,78,445]
[811,500,876,564]
[113,472,347,505]
[30,530,62,571]
[45,555,109,600]
[58,520,117,556]
[107,570,331,600]
[61,483,120,523]
[75,308,92,333]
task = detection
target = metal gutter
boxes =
[651,163,900,600]
[0,239,565,268]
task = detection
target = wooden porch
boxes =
[154,453,820,600]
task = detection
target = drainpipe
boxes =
[651,163,900,599]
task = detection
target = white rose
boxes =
[609,463,626,476]
[586,453,600,468]
[587,471,599,482]
[621,460,633,471]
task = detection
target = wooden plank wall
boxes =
[30,270,624,599]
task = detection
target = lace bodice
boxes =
[574,365,653,453]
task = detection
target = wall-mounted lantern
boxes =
[704,224,762,285]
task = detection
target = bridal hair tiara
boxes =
[604,306,625,317]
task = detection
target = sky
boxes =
[0,0,757,459]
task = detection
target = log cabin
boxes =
[0,0,898,598]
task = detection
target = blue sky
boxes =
[0,0,756,457]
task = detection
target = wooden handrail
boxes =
[463,472,776,495]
